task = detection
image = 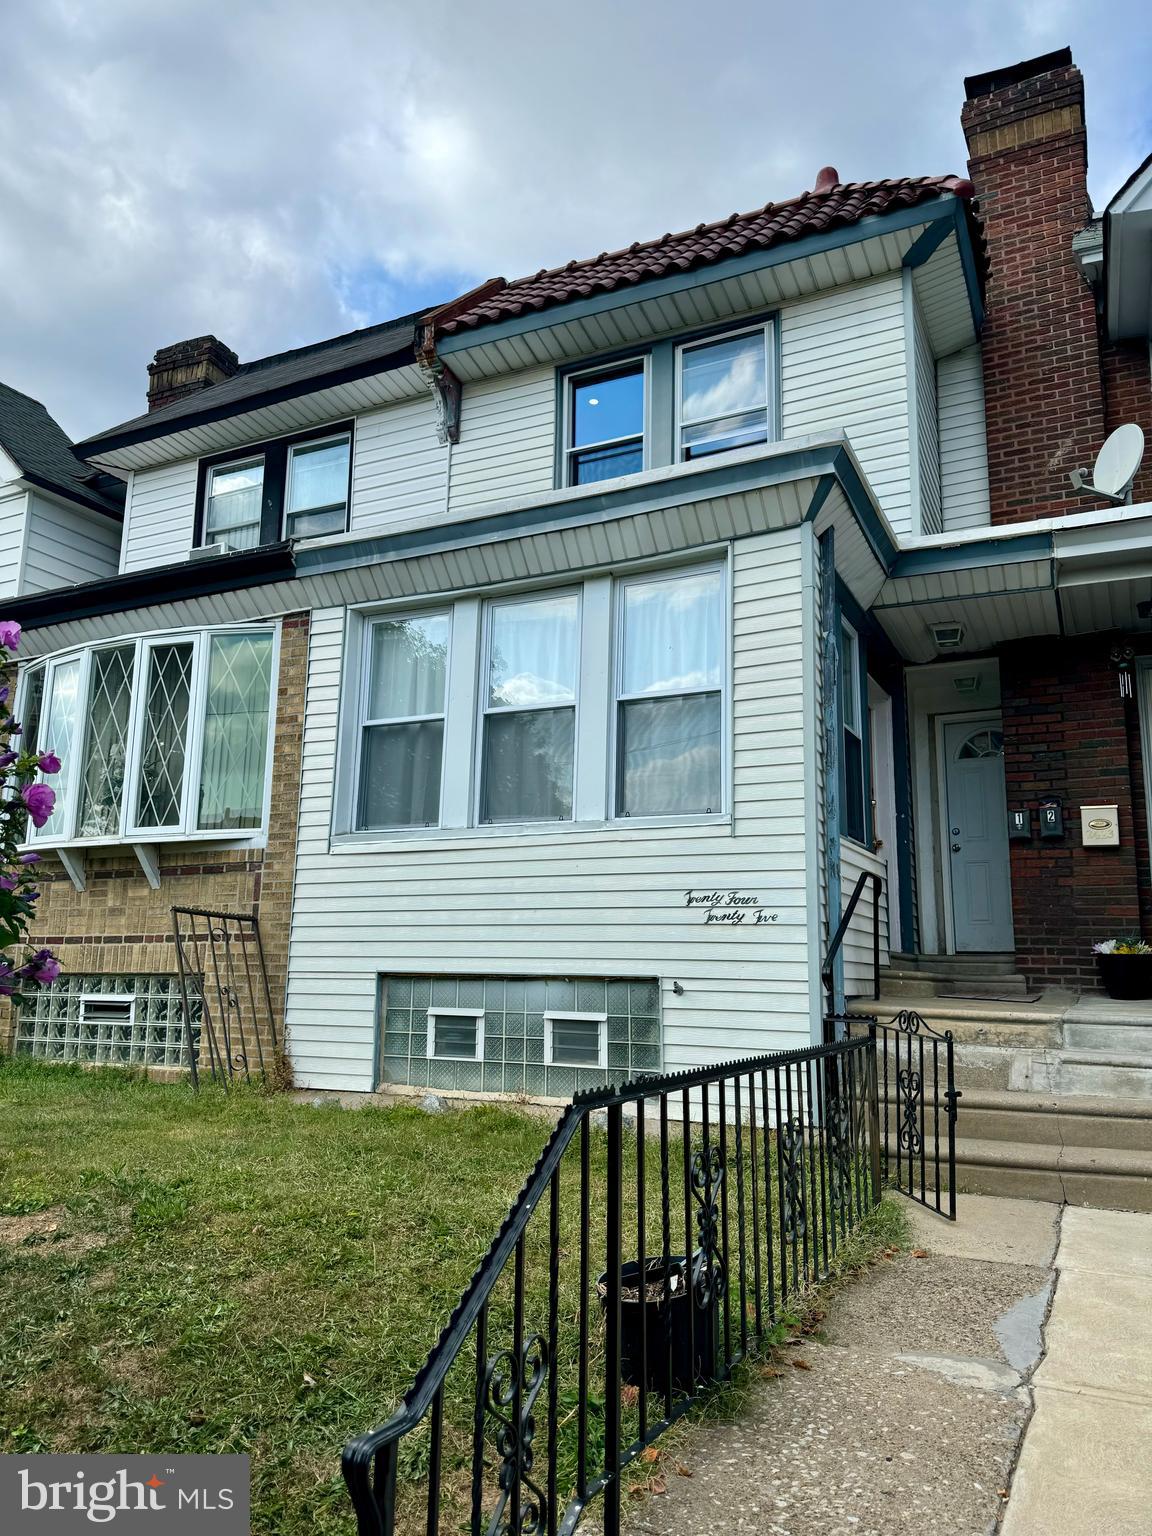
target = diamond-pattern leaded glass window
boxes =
[197,632,273,830]
[77,647,135,837]
[135,643,193,829]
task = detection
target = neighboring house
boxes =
[4,49,1152,1110]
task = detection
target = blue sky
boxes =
[1,0,1149,440]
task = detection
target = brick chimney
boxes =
[962,48,1104,524]
[147,335,240,413]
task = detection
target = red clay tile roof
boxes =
[436,175,976,337]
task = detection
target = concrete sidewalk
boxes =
[1001,1205,1152,1536]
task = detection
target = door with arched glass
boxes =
[942,718,1014,952]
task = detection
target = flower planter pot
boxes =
[1096,953,1152,1000]
[597,1254,717,1394]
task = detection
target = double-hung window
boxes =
[356,613,450,830]
[615,567,724,817]
[565,362,645,485]
[198,425,351,550]
[21,627,275,845]
[677,324,773,460]
[480,592,580,823]
[840,621,867,844]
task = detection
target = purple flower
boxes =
[19,949,60,985]
[0,876,16,892]
[0,685,8,705]
[19,852,40,864]
[0,752,16,769]
[37,752,61,775]
[0,621,21,652]
[20,782,55,828]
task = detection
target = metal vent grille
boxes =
[14,974,198,1068]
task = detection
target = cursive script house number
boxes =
[684,890,779,926]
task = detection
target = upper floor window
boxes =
[565,362,645,486]
[197,424,351,551]
[678,325,773,461]
[19,627,276,845]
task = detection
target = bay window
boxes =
[480,592,579,823]
[615,567,724,817]
[21,626,276,845]
[677,324,773,460]
[356,613,449,830]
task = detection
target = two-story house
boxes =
[7,52,1152,1161]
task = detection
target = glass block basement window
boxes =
[379,976,660,1097]
[15,974,198,1067]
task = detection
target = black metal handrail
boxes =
[342,1035,882,1536]
[821,868,882,1017]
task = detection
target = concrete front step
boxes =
[879,972,1032,999]
[1016,1050,1152,1100]
[887,952,1020,977]
[952,1136,1152,1213]
[952,1089,1152,1152]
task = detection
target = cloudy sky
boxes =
[1,0,1149,441]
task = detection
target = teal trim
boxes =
[902,218,954,270]
[820,529,844,1013]
[817,447,900,570]
[873,580,1056,612]
[836,577,874,848]
[648,338,675,469]
[887,531,1053,579]
[437,197,962,356]
[891,682,916,951]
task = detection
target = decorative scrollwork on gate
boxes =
[898,1069,923,1155]
[690,1146,726,1308]
[484,1332,548,1536]
[780,1118,807,1241]
[826,1092,854,1216]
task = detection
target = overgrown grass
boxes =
[0,1059,905,1535]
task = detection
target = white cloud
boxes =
[0,0,1147,439]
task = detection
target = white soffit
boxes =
[875,589,1059,663]
[910,231,977,357]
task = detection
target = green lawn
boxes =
[0,1057,902,1536]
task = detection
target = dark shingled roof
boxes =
[437,176,976,336]
[77,311,425,456]
[0,381,124,517]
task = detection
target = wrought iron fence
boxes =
[171,906,278,1089]
[835,1010,960,1221]
[342,1035,881,1536]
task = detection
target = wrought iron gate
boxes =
[171,905,278,1088]
[832,1010,960,1220]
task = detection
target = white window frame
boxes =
[674,321,775,463]
[19,624,278,850]
[79,994,137,1028]
[563,357,649,488]
[426,1007,485,1062]
[476,587,583,826]
[610,561,729,822]
[352,608,452,833]
[204,456,265,549]
[283,431,352,540]
[544,1011,607,1069]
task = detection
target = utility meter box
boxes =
[1081,804,1120,846]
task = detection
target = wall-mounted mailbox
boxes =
[1039,799,1064,839]
[1008,808,1031,840]
[1081,804,1120,847]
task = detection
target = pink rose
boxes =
[21,782,55,828]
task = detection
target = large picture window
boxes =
[20,627,276,846]
[356,613,450,830]
[480,592,579,823]
[615,567,724,817]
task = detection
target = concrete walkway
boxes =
[1001,1205,1152,1535]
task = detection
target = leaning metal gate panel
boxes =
[171,905,278,1088]
[834,1010,960,1219]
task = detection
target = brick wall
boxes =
[962,56,1104,525]
[1000,635,1149,988]
[1102,339,1152,505]
[1,612,309,1066]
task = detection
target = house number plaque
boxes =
[684,890,780,926]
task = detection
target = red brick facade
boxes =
[962,56,1104,525]
[999,638,1148,987]
[1102,339,1152,505]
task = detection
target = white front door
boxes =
[942,718,1014,953]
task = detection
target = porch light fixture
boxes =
[953,675,982,695]
[930,621,965,650]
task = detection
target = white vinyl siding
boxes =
[285,527,816,1092]
[351,396,448,534]
[779,274,913,536]
[938,344,991,531]
[23,495,121,591]
[447,366,555,514]
[840,839,889,999]
[912,299,942,536]
[121,460,200,573]
[0,488,29,599]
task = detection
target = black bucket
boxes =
[597,1254,717,1394]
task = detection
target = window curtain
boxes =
[622,572,722,696]
[197,634,273,830]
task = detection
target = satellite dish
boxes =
[1070,424,1145,505]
